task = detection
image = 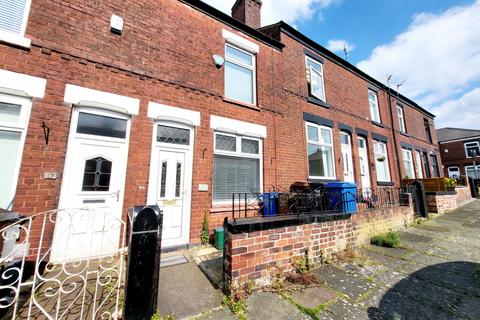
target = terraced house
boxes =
[0,0,441,256]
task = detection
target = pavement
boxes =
[157,200,480,319]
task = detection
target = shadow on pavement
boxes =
[368,261,480,320]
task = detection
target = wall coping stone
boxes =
[225,212,351,234]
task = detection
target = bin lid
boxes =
[325,182,358,188]
[215,227,224,232]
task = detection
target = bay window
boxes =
[373,140,391,182]
[0,94,31,209]
[213,133,261,202]
[305,123,335,179]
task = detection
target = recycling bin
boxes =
[325,182,358,214]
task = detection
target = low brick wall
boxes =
[426,192,457,214]
[224,201,414,287]
[455,186,472,204]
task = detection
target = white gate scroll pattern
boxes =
[0,208,127,319]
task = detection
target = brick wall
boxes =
[426,193,458,214]
[224,200,414,286]
[455,186,472,204]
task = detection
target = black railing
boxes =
[231,185,353,221]
[231,186,408,221]
[357,187,407,211]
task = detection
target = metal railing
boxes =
[231,186,408,221]
[356,187,407,212]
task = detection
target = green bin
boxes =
[214,227,225,251]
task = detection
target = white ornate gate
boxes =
[0,208,127,319]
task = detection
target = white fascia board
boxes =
[0,69,46,98]
[210,115,266,138]
[64,84,140,115]
[222,29,259,53]
[147,102,201,126]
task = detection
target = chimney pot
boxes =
[231,0,262,29]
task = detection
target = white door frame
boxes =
[357,136,371,190]
[340,132,354,183]
[54,107,131,260]
[147,121,194,248]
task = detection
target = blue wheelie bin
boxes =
[325,182,358,213]
[262,192,279,216]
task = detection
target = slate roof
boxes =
[437,127,480,143]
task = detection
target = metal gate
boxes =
[0,208,127,319]
[405,181,428,218]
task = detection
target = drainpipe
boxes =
[387,87,403,185]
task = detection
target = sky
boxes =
[201,0,480,129]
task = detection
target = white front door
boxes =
[148,123,193,248]
[52,109,130,261]
[340,132,355,183]
[358,136,371,190]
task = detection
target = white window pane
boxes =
[241,138,259,154]
[213,155,260,202]
[0,130,21,209]
[0,102,21,124]
[307,125,319,142]
[320,129,331,144]
[310,67,325,100]
[216,134,236,152]
[225,61,254,104]
[308,144,333,178]
[0,0,27,34]
[306,58,322,72]
[226,45,253,66]
[340,133,349,145]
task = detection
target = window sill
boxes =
[308,178,338,184]
[377,181,394,187]
[223,97,260,111]
[307,96,330,109]
[0,30,31,49]
[400,132,410,137]
[372,121,385,128]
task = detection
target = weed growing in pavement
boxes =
[151,312,175,320]
[371,230,401,248]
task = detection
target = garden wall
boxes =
[223,197,414,286]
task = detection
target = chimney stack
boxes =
[231,0,262,29]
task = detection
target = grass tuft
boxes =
[370,230,401,248]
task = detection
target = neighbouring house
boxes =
[437,127,480,179]
[0,0,441,259]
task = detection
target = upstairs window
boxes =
[465,141,480,158]
[368,90,381,123]
[424,119,432,143]
[306,57,325,101]
[430,154,440,177]
[224,43,256,105]
[373,140,391,182]
[305,123,335,179]
[397,105,406,133]
[0,0,31,36]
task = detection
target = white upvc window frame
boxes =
[0,93,32,209]
[224,43,257,106]
[402,148,415,179]
[414,150,424,179]
[305,56,326,102]
[465,165,480,179]
[368,90,381,123]
[0,0,32,48]
[464,141,480,158]
[447,166,460,179]
[212,132,263,204]
[305,122,336,180]
[373,140,391,182]
[397,105,406,133]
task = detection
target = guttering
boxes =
[179,0,284,51]
[273,21,435,119]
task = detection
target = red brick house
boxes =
[0,0,441,256]
[437,127,480,179]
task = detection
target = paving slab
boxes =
[158,262,223,319]
[245,292,310,320]
[192,307,237,320]
[288,286,338,309]
[313,265,375,301]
